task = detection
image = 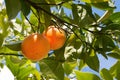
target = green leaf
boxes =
[30,13,38,26]
[54,46,65,62]
[82,0,109,3]
[0,11,9,47]
[74,70,100,80]
[20,0,30,16]
[100,68,113,80]
[107,52,120,59]
[17,66,40,80]
[72,4,79,25]
[5,0,21,20]
[95,35,115,52]
[102,23,120,31]
[39,6,51,27]
[91,2,115,10]
[110,61,120,80]
[0,46,17,54]
[4,41,22,51]
[0,35,4,47]
[85,49,99,72]
[63,61,77,75]
[39,58,64,80]
[108,12,120,24]
[6,56,20,76]
[78,60,86,70]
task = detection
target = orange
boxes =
[21,33,50,61]
[43,25,66,50]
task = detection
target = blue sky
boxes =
[81,0,120,76]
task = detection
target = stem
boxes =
[0,53,23,56]
[97,10,113,23]
[22,12,36,33]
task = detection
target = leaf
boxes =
[39,58,64,80]
[78,60,86,70]
[110,61,120,80]
[107,52,120,59]
[95,35,115,52]
[39,6,51,28]
[4,41,22,51]
[63,61,77,75]
[0,46,17,54]
[54,46,65,62]
[5,0,21,20]
[85,49,99,72]
[100,68,113,80]
[108,12,120,24]
[6,56,20,76]
[82,0,109,3]
[72,4,79,25]
[91,2,115,10]
[102,23,120,31]
[17,66,40,80]
[74,70,100,80]
[0,11,9,47]
[30,13,38,27]
[20,0,30,16]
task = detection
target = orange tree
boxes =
[0,0,120,80]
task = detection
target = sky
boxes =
[0,0,120,80]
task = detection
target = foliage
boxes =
[0,0,120,80]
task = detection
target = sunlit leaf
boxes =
[82,0,109,3]
[74,70,100,80]
[110,61,120,80]
[63,61,77,75]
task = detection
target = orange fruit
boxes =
[21,33,50,61]
[43,25,66,50]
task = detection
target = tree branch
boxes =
[0,53,23,56]
[22,12,36,33]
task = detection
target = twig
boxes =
[26,0,74,6]
[22,12,36,33]
[0,53,23,56]
[97,10,113,23]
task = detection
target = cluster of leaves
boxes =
[0,0,120,80]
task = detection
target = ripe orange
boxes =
[21,33,50,61]
[43,25,66,50]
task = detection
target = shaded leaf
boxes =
[85,49,99,72]
[4,41,22,51]
[95,35,115,52]
[39,58,64,80]
[108,12,120,24]
[107,52,120,59]
[102,23,120,31]
[5,0,21,20]
[20,0,30,16]
[100,68,113,80]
